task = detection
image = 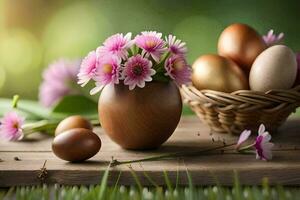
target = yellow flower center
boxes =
[102,64,113,74]
[145,40,156,48]
[173,60,184,71]
[13,122,19,129]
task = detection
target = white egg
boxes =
[249,45,297,92]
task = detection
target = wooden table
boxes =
[1,116,300,187]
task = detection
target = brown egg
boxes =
[98,82,182,150]
[55,115,93,136]
[52,128,101,162]
[218,23,266,72]
[192,54,248,92]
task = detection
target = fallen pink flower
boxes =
[254,124,274,161]
[0,112,24,141]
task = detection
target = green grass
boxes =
[3,184,300,200]
[2,169,300,200]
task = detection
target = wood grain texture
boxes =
[0,116,300,186]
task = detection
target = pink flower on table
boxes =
[0,112,24,141]
[254,124,274,161]
[39,59,80,107]
[262,29,284,47]
[123,55,155,90]
[134,31,167,62]
[164,55,191,85]
[98,32,133,60]
[236,129,251,149]
[77,50,97,87]
[166,35,187,55]
[90,55,122,95]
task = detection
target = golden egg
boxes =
[218,23,266,72]
[192,54,249,92]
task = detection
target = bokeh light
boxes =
[0,67,6,91]
[42,1,113,63]
[0,28,42,75]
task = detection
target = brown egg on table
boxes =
[218,23,266,72]
[55,115,93,136]
[52,128,101,162]
[249,45,297,92]
[192,54,248,93]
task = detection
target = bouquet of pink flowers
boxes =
[77,31,191,94]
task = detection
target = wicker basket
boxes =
[181,85,300,135]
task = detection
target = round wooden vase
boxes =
[98,81,182,150]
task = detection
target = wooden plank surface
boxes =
[1,116,300,186]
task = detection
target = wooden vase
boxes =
[98,81,182,150]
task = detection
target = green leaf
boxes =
[51,95,98,119]
[0,98,50,120]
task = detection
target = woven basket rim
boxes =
[181,84,300,111]
[181,84,300,96]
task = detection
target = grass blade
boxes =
[163,171,173,193]
[98,162,111,200]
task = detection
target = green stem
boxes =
[237,143,255,152]
[12,95,19,108]
[23,120,59,136]
[12,95,48,120]
[22,118,100,137]
[111,142,237,166]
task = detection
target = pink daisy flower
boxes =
[123,55,156,90]
[134,31,167,62]
[164,55,191,85]
[254,124,274,161]
[90,55,122,95]
[262,29,284,47]
[39,59,81,107]
[0,112,24,141]
[98,32,133,60]
[166,35,187,55]
[77,50,97,87]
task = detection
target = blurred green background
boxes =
[0,0,299,99]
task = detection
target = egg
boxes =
[294,52,300,86]
[192,54,248,92]
[55,115,93,136]
[218,23,266,72]
[52,128,101,162]
[249,45,297,92]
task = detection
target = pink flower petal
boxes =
[258,124,265,135]
[236,130,251,148]
[262,29,284,47]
